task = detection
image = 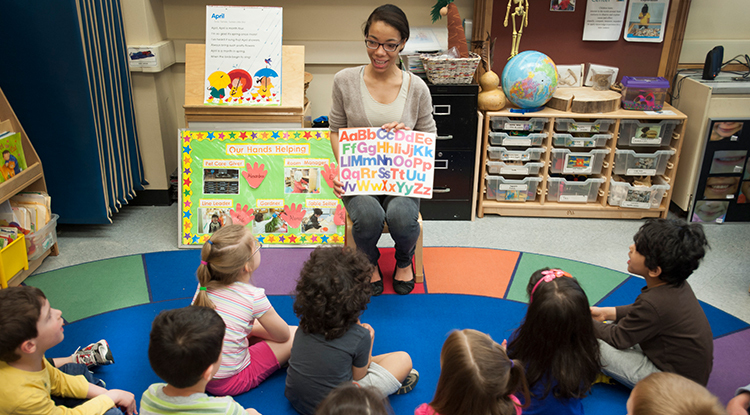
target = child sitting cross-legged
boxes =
[285,246,418,415]
[415,329,529,415]
[0,286,136,415]
[590,218,713,388]
[140,306,261,415]
[315,383,392,415]
[507,268,601,415]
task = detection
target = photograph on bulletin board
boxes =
[178,129,345,247]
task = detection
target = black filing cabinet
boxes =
[422,83,479,220]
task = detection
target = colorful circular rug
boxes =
[26,247,750,414]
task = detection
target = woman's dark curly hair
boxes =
[294,246,374,340]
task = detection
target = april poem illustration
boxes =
[338,127,436,198]
[204,6,282,105]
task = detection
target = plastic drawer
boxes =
[549,149,610,175]
[618,119,679,147]
[488,146,546,162]
[546,177,606,203]
[485,176,542,202]
[554,118,615,133]
[552,133,611,148]
[490,117,548,132]
[613,149,675,176]
[487,161,544,176]
[608,176,670,209]
[489,132,546,147]
[26,214,59,261]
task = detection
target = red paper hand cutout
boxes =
[280,203,306,229]
[242,162,268,189]
[230,204,254,227]
[321,163,339,189]
[334,205,346,226]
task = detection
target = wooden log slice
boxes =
[547,87,621,113]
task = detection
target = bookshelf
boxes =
[0,87,59,287]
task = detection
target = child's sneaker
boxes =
[395,368,419,394]
[73,339,114,368]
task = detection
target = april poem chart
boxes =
[338,127,436,198]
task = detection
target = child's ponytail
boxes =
[194,240,216,309]
[192,224,257,309]
[505,358,530,412]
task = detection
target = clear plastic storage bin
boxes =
[485,176,542,202]
[549,149,610,175]
[546,177,606,203]
[26,214,59,261]
[489,131,546,147]
[608,176,670,209]
[554,119,615,133]
[487,161,544,176]
[490,117,548,132]
[552,133,611,148]
[613,149,674,176]
[488,146,546,162]
[618,119,679,147]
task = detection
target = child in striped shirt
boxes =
[141,306,260,415]
[192,224,296,396]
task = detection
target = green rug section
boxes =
[507,253,630,305]
[26,256,150,322]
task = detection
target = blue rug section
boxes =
[43,293,631,415]
[143,250,201,302]
[700,301,750,338]
[594,275,643,308]
[593,275,748,339]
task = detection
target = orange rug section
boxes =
[423,247,520,298]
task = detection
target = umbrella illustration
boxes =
[227,69,252,102]
[254,67,279,96]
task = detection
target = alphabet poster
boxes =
[204,6,282,105]
[338,127,436,198]
[179,129,345,247]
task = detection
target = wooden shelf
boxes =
[477,103,687,219]
[0,87,59,288]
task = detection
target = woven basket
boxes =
[421,52,480,84]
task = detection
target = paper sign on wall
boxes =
[204,6,282,105]
[338,127,436,198]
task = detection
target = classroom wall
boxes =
[679,0,750,64]
[490,1,663,81]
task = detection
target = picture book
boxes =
[0,132,26,183]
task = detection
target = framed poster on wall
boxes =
[178,129,345,247]
[689,119,750,223]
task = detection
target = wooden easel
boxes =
[183,44,308,126]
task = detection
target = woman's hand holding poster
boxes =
[338,127,436,198]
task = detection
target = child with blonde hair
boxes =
[315,384,391,415]
[193,224,296,396]
[627,372,726,415]
[416,329,529,415]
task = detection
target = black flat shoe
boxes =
[371,266,384,296]
[392,261,415,295]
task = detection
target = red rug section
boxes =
[376,248,426,295]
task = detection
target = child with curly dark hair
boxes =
[285,246,417,415]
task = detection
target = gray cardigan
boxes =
[329,66,437,134]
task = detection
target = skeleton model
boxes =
[504,0,529,59]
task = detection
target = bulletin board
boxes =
[178,129,345,247]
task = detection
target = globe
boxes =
[501,51,558,109]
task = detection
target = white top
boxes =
[360,67,409,128]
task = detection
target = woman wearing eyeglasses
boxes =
[329,4,436,296]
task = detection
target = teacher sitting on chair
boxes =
[330,4,436,296]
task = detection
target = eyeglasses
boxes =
[251,241,263,257]
[364,39,401,52]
